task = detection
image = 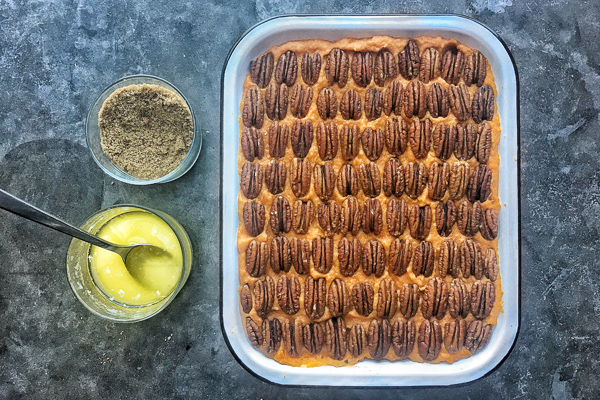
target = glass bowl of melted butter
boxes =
[66,205,192,322]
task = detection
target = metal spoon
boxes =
[0,188,160,263]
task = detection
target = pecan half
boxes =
[428,162,450,201]
[290,237,311,274]
[449,278,471,318]
[339,124,360,161]
[441,46,465,85]
[399,283,420,318]
[361,127,384,161]
[262,317,282,356]
[463,50,488,87]
[465,320,493,353]
[460,238,483,279]
[432,122,456,161]
[304,276,327,319]
[359,162,381,197]
[338,237,362,277]
[240,162,263,199]
[292,200,314,235]
[403,80,427,119]
[377,279,398,320]
[290,84,313,119]
[351,51,374,87]
[347,324,367,358]
[385,117,409,156]
[422,277,449,320]
[484,248,499,281]
[389,238,412,276]
[405,162,429,199]
[316,88,338,120]
[303,322,325,354]
[368,319,392,360]
[467,164,492,203]
[392,319,416,358]
[419,47,440,83]
[282,319,303,357]
[301,52,322,86]
[481,208,499,240]
[264,160,286,195]
[242,86,264,129]
[471,281,495,319]
[324,48,349,87]
[365,88,383,121]
[409,118,432,159]
[317,201,341,237]
[249,52,274,88]
[265,82,288,121]
[472,85,495,123]
[340,90,362,120]
[374,49,398,86]
[274,50,298,86]
[438,238,459,278]
[316,121,338,161]
[254,275,275,318]
[290,119,313,158]
[290,158,311,198]
[325,317,347,360]
[449,83,471,121]
[277,275,301,315]
[269,196,292,235]
[428,82,449,118]
[352,282,374,317]
[455,123,477,161]
[444,318,467,354]
[477,121,492,164]
[328,279,351,317]
[240,284,252,314]
[398,39,420,80]
[362,239,386,277]
[383,80,403,116]
[448,162,471,200]
[409,205,432,240]
[268,121,289,159]
[313,162,335,201]
[241,127,265,162]
[436,200,457,237]
[362,198,383,236]
[340,196,362,235]
[245,240,268,277]
[412,240,435,277]
[270,236,292,273]
[312,236,334,274]
[418,320,442,361]
[242,200,265,237]
[383,158,405,197]
[457,200,482,237]
[386,198,409,237]
[246,317,263,347]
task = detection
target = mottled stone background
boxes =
[0,0,598,399]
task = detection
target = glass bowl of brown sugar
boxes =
[86,75,202,185]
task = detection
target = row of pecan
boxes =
[248,43,487,90]
[246,314,492,361]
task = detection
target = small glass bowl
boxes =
[86,75,202,185]
[66,205,192,322]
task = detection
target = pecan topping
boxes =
[301,52,322,86]
[419,47,440,83]
[365,88,383,121]
[383,158,405,197]
[254,275,275,318]
[269,196,292,235]
[340,90,362,120]
[313,162,335,201]
[422,277,449,320]
[277,275,301,315]
[242,86,264,129]
[304,276,327,320]
[290,158,311,198]
[481,208,499,240]
[317,201,341,237]
[249,52,274,89]
[240,162,263,199]
[368,319,393,360]
[274,50,298,86]
[241,127,264,162]
[428,162,450,201]
[339,124,361,161]
[262,317,282,356]
[444,318,467,354]
[268,121,289,158]
[290,237,311,274]
[245,240,268,277]
[484,248,499,281]
[432,122,456,161]
[377,279,398,320]
[457,200,482,237]
[476,121,492,164]
[448,162,471,200]
[270,236,292,273]
[399,283,420,318]
[290,119,313,158]
[412,240,435,277]
[359,162,381,197]
[264,161,286,195]
[418,320,442,361]
[472,85,495,123]
[385,117,409,156]
[352,282,374,317]
[436,200,457,237]
[361,127,384,161]
[449,83,471,121]
[390,238,412,276]
[312,236,334,274]
[316,88,338,120]
[348,324,367,358]
[362,239,386,277]
[455,123,477,161]
[392,319,416,358]
[460,238,483,279]
[441,46,465,85]
[246,317,263,347]
[338,237,362,277]
[438,238,459,278]
[467,164,492,203]
[282,319,303,357]
[405,162,429,199]
[449,278,471,318]
[303,322,325,354]
[471,281,495,319]
[324,48,349,88]
[240,284,252,314]
[374,49,398,86]
[242,200,265,237]
[383,80,403,116]
[316,121,338,161]
[292,200,314,235]
[340,196,362,235]
[362,198,383,235]
[351,51,373,87]
[403,80,427,119]
[398,39,420,80]
[337,165,360,197]
[463,50,488,87]
[290,84,313,119]
[265,82,288,121]
[325,317,347,360]
[409,118,432,159]
[328,279,351,317]
[409,205,432,240]
[465,320,493,353]
[428,82,449,118]
[386,198,409,237]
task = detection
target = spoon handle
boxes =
[0,188,120,251]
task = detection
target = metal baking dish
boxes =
[220,14,519,386]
